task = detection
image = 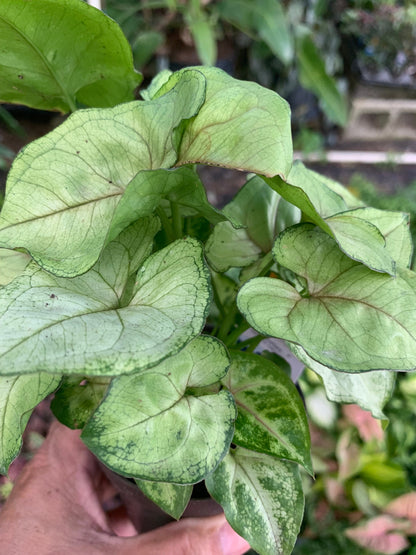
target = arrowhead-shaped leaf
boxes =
[224,351,312,473]
[0,224,211,376]
[206,175,300,272]
[81,336,236,484]
[0,0,141,112]
[0,373,60,474]
[154,67,293,178]
[0,71,206,276]
[290,344,396,419]
[238,224,416,371]
[134,479,192,520]
[206,447,304,555]
[266,162,399,275]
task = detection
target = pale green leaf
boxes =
[218,0,294,65]
[135,479,192,520]
[296,28,348,126]
[266,162,397,275]
[206,175,300,272]
[0,373,60,474]
[51,377,110,429]
[0,249,30,286]
[154,67,293,178]
[109,166,227,243]
[0,0,141,112]
[206,447,304,555]
[0,230,211,377]
[81,336,236,484]
[291,344,396,419]
[224,351,312,473]
[238,224,416,372]
[0,71,206,276]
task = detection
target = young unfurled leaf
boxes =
[82,336,236,484]
[206,447,304,555]
[290,343,395,419]
[154,67,293,179]
[224,351,312,473]
[0,226,211,377]
[135,479,192,520]
[238,224,416,372]
[0,71,206,276]
[0,373,61,474]
[0,0,141,112]
[206,175,300,272]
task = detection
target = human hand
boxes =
[0,421,250,555]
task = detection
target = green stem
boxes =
[170,201,182,239]
[224,320,250,347]
[236,335,265,353]
[156,206,174,242]
[211,277,226,319]
[258,250,274,277]
[217,305,238,342]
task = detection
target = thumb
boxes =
[116,513,251,555]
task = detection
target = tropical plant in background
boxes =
[106,0,349,127]
[0,1,415,554]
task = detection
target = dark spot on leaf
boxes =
[176,431,182,440]
[45,303,49,307]
[85,140,88,143]
[18,74,24,79]
[50,294,57,299]
[108,180,112,184]
[76,151,80,155]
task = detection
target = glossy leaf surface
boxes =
[238,224,416,372]
[0,0,140,112]
[224,351,312,473]
[0,373,60,473]
[0,224,211,376]
[206,447,304,555]
[82,336,236,484]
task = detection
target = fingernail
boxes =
[218,521,251,554]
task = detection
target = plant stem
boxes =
[224,320,250,347]
[170,201,182,239]
[235,335,265,353]
[156,206,174,242]
[217,305,238,342]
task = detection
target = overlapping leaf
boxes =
[238,224,416,372]
[206,175,300,272]
[0,222,212,376]
[82,336,236,484]
[206,447,304,555]
[265,162,410,275]
[290,344,396,419]
[0,249,30,286]
[0,71,206,276]
[0,0,141,112]
[135,479,192,520]
[224,351,312,473]
[153,67,293,178]
[0,373,60,474]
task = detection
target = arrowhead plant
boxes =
[0,2,415,554]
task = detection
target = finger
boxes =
[114,513,251,555]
